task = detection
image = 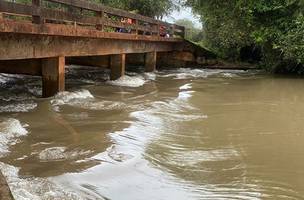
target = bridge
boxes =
[0,0,216,97]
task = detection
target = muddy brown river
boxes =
[0,66,303,200]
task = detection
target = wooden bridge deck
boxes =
[0,0,215,98]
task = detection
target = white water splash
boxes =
[179,83,192,90]
[0,102,37,113]
[107,75,146,87]
[0,119,28,157]
[159,68,246,79]
[0,163,82,200]
[51,89,94,106]
[39,147,92,162]
[51,89,125,111]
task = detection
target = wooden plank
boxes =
[0,1,157,32]
[0,31,177,60]
[46,0,174,28]
[0,1,184,38]
[0,19,183,43]
[42,7,102,25]
[0,1,34,16]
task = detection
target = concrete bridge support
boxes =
[110,54,126,80]
[145,51,157,72]
[42,56,65,97]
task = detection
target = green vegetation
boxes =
[92,0,177,18]
[174,19,203,43]
[185,0,304,73]
[14,0,176,18]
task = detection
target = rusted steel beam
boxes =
[110,54,125,80]
[42,56,65,97]
[145,51,157,72]
[0,59,42,75]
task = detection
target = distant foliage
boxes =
[13,0,176,18]
[174,19,203,43]
[185,0,304,72]
[93,0,177,18]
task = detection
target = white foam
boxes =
[0,119,28,157]
[38,147,67,161]
[51,89,125,111]
[0,74,17,84]
[38,147,91,161]
[144,72,156,81]
[0,163,82,200]
[178,91,194,100]
[0,102,37,113]
[158,68,246,79]
[107,75,146,87]
[179,83,192,90]
[51,89,94,106]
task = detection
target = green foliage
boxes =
[93,0,176,18]
[185,0,304,72]
[174,18,203,42]
[13,0,176,18]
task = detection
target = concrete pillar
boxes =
[42,56,65,98]
[145,51,157,72]
[110,54,125,80]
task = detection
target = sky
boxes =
[164,7,202,29]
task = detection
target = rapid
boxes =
[0,65,303,200]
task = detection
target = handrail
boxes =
[0,0,185,38]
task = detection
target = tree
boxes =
[94,0,177,18]
[185,0,304,72]
[174,18,203,42]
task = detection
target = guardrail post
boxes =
[182,26,186,38]
[96,10,104,31]
[135,20,139,35]
[157,23,160,38]
[32,0,42,24]
[170,25,175,38]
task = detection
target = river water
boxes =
[0,66,304,200]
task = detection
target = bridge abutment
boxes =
[110,54,126,80]
[42,56,65,98]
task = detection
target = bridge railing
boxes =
[0,0,185,39]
